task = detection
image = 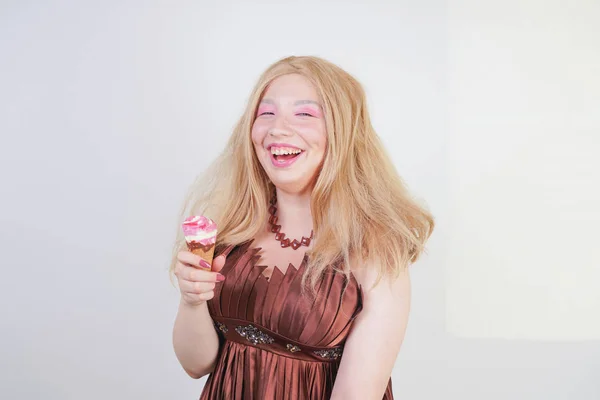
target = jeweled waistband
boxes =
[212,317,344,363]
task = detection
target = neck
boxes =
[272,189,313,239]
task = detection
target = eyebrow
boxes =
[260,99,322,107]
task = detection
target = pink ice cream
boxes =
[182,216,217,251]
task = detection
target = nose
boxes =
[268,115,292,137]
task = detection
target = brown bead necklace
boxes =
[268,196,313,250]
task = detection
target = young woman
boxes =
[171,55,434,399]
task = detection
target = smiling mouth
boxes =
[269,146,304,166]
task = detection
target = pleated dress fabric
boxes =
[199,240,394,399]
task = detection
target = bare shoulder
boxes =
[350,258,411,298]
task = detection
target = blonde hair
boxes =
[170,55,434,291]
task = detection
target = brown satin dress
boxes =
[200,240,394,399]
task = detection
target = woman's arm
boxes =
[330,265,411,399]
[172,252,227,379]
[173,299,221,378]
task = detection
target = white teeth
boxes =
[271,147,302,156]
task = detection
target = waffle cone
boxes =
[187,242,215,269]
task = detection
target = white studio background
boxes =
[447,0,600,341]
[0,1,597,400]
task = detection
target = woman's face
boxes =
[251,74,327,195]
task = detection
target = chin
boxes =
[259,156,320,194]
[268,175,313,194]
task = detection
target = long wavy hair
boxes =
[170,55,434,291]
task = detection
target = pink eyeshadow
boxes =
[256,105,275,116]
[296,107,322,117]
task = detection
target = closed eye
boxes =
[296,112,314,117]
[259,112,275,116]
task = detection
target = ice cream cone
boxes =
[182,216,217,270]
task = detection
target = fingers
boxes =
[179,279,216,295]
[174,262,223,283]
[177,250,228,272]
[183,290,215,303]
[212,255,226,273]
[177,250,228,271]
[175,250,228,306]
[177,251,211,270]
[175,262,223,306]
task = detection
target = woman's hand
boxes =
[174,251,226,307]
